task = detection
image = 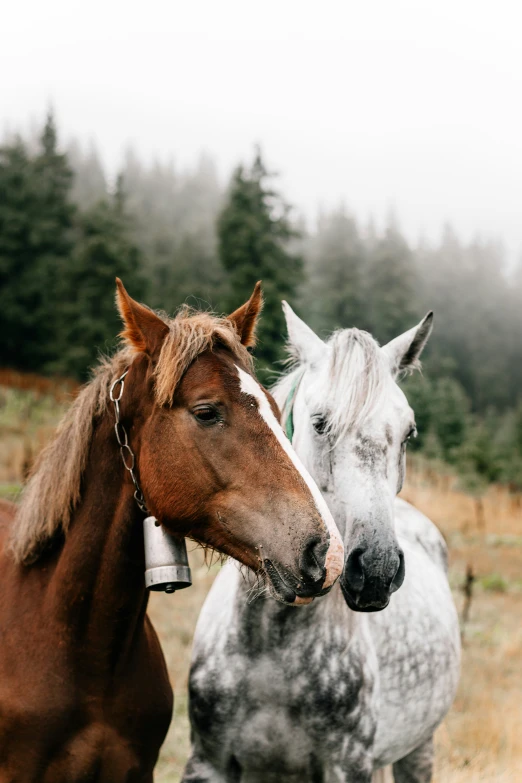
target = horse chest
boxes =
[370,549,461,766]
[0,623,172,783]
[0,691,168,783]
[40,723,143,783]
[191,615,379,780]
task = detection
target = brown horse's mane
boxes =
[10,307,253,565]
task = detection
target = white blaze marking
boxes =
[236,366,344,588]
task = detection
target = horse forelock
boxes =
[326,329,389,439]
[153,307,253,406]
[9,307,252,565]
[274,328,390,441]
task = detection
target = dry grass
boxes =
[0,384,67,486]
[403,459,522,783]
[1,384,521,782]
[149,551,222,780]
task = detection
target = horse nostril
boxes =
[300,536,328,585]
[390,549,405,593]
[345,548,365,593]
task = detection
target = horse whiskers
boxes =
[235,560,262,602]
[250,584,270,604]
[243,567,269,604]
[190,542,265,594]
[188,540,228,570]
[204,547,228,570]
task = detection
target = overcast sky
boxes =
[2,0,521,260]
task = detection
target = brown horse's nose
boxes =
[298,536,328,594]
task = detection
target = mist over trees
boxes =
[2,113,522,486]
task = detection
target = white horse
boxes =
[182,306,460,783]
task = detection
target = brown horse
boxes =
[0,281,343,783]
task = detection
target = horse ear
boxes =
[115,278,169,357]
[227,281,263,347]
[382,312,434,376]
[282,300,325,365]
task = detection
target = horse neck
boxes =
[44,412,148,666]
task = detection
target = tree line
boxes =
[2,113,522,488]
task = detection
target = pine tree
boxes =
[304,206,365,335]
[68,140,107,210]
[32,111,76,370]
[0,113,75,372]
[33,111,75,261]
[0,137,38,368]
[430,377,470,461]
[363,217,418,343]
[52,192,146,378]
[218,151,303,373]
[0,114,147,379]
[118,150,225,314]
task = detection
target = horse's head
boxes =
[275,303,433,611]
[115,281,343,605]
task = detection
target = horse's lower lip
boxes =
[263,559,297,604]
[293,595,314,605]
[263,559,324,605]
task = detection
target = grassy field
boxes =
[401,464,522,783]
[1,380,522,781]
[0,377,71,488]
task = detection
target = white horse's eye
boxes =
[312,415,328,436]
[403,426,417,443]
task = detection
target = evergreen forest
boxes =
[2,113,522,489]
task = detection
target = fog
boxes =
[2,0,521,258]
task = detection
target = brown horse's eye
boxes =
[193,406,220,426]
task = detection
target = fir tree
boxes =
[0,113,75,372]
[52,192,146,378]
[68,140,107,210]
[363,216,418,343]
[304,207,365,335]
[33,111,76,370]
[218,151,303,372]
[0,137,38,368]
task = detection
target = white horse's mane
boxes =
[273,328,390,439]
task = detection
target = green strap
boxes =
[283,370,305,443]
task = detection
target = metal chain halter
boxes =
[109,369,148,515]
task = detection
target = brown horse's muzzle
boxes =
[263,526,344,606]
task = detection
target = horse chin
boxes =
[293,595,314,605]
[263,560,314,606]
[267,581,314,606]
[340,581,390,613]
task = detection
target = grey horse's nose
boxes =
[344,548,366,593]
[389,549,406,593]
[343,545,405,611]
